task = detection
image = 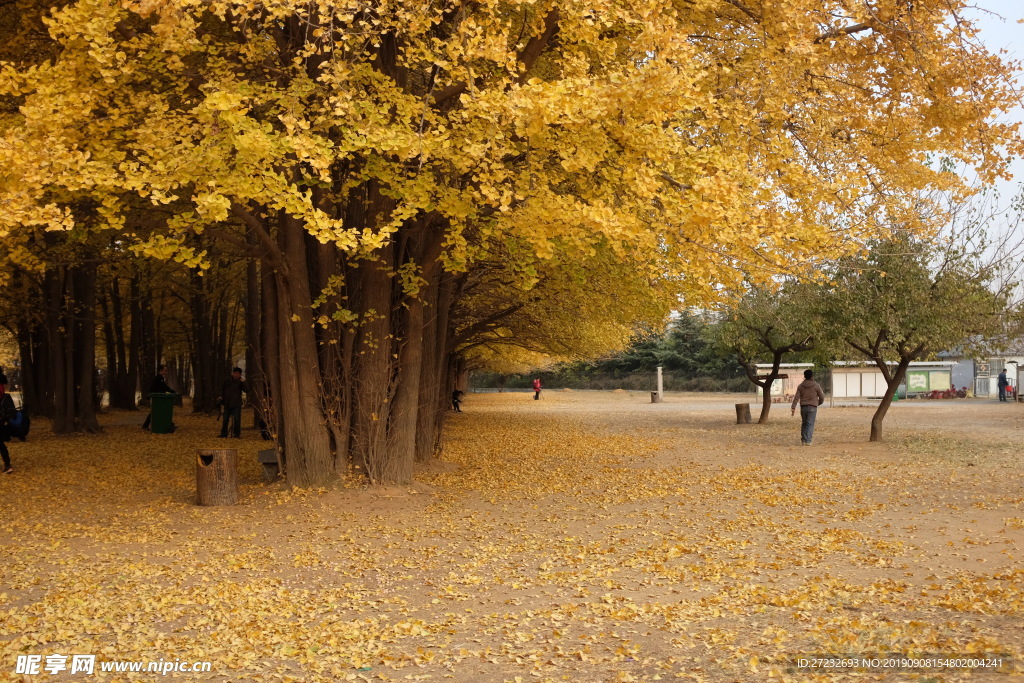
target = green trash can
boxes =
[149,393,176,434]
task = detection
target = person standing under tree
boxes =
[791,369,826,446]
[141,364,176,431]
[532,378,542,401]
[218,367,247,438]
[998,368,1009,402]
[0,373,15,473]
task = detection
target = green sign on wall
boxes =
[907,371,929,392]
[905,369,952,393]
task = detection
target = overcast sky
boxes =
[966,0,1024,200]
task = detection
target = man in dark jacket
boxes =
[218,367,247,438]
[790,369,826,446]
[998,368,1009,401]
[142,365,176,431]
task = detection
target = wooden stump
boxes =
[735,403,752,424]
[196,449,239,506]
[650,391,663,403]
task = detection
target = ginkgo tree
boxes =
[1,0,1021,484]
[714,282,818,424]
[815,229,1015,442]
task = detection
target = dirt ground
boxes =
[0,391,1022,682]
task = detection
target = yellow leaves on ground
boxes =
[1,392,1022,681]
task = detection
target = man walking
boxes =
[791,369,826,445]
[998,368,1009,402]
[218,367,247,438]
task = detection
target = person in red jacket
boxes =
[532,378,542,401]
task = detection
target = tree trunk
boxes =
[314,240,351,470]
[275,213,333,487]
[100,290,119,409]
[73,263,101,432]
[48,267,73,433]
[350,240,396,484]
[415,276,443,463]
[195,449,239,506]
[128,275,143,406]
[417,265,455,462]
[757,353,784,424]
[260,256,283,450]
[16,326,35,410]
[137,280,157,406]
[390,293,424,484]
[869,358,911,442]
[245,249,261,425]
[110,277,135,409]
[388,221,444,482]
[190,271,220,413]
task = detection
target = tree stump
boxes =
[735,403,752,424]
[196,449,239,506]
[650,391,663,403]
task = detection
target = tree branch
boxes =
[230,203,283,268]
[515,8,560,85]
[720,0,760,23]
[433,7,560,106]
[814,22,874,44]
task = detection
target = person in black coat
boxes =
[0,373,14,473]
[218,367,247,438]
[142,365,176,431]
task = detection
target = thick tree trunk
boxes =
[390,294,424,484]
[276,213,333,487]
[388,221,444,482]
[350,241,395,484]
[44,263,101,433]
[415,277,443,463]
[314,240,351,470]
[195,449,239,506]
[416,268,455,462]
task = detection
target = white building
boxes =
[830,361,959,399]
